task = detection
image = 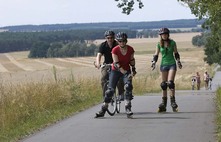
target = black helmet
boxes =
[104,30,115,37]
[116,32,128,41]
[159,28,170,35]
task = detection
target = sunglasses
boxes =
[118,40,127,43]
[106,37,114,39]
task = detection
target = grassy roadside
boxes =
[216,88,221,141]
[0,68,215,142]
[0,76,103,142]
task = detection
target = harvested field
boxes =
[0,32,209,85]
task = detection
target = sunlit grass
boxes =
[0,75,102,142]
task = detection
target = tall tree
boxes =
[179,0,221,65]
[116,0,221,65]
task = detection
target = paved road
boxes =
[22,72,221,142]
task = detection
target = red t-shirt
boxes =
[111,45,134,71]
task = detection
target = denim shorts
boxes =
[160,64,177,72]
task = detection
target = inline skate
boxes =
[158,96,167,112]
[125,102,133,118]
[170,96,178,112]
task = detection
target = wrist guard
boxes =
[152,55,158,63]
[113,62,121,71]
[175,52,180,61]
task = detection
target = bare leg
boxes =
[161,71,168,97]
[168,69,176,97]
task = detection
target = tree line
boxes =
[0,19,204,32]
[28,41,97,58]
[0,28,201,58]
[0,29,136,58]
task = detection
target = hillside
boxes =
[0,19,204,32]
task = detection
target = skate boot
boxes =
[170,96,178,112]
[125,102,133,118]
[158,97,167,112]
[95,104,107,118]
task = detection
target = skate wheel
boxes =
[173,108,178,112]
[157,108,166,113]
[127,115,133,119]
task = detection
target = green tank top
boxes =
[157,40,176,66]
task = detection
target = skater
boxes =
[203,71,210,90]
[196,72,201,90]
[94,30,124,100]
[151,28,182,112]
[95,32,137,118]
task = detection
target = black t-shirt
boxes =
[98,40,118,64]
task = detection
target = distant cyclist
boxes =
[151,28,182,112]
[95,32,137,118]
[95,30,124,100]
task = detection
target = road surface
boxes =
[22,72,221,142]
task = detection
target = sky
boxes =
[0,0,197,27]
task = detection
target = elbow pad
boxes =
[175,52,180,60]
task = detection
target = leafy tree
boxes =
[178,0,221,65]
[29,41,50,58]
[115,0,144,15]
[118,0,221,65]
[192,33,209,47]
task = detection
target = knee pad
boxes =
[104,88,114,103]
[124,83,133,92]
[160,81,167,90]
[168,80,175,90]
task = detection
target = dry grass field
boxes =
[0,32,211,89]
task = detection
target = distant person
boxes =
[94,30,124,100]
[191,76,196,90]
[151,28,182,112]
[208,77,213,90]
[95,32,137,118]
[203,71,210,90]
[196,72,201,90]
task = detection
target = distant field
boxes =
[0,32,209,85]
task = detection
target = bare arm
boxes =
[173,44,179,61]
[154,45,160,56]
[151,45,160,70]
[173,43,182,69]
[130,53,135,67]
[130,53,137,76]
[95,53,102,69]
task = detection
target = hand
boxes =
[120,68,127,74]
[132,67,137,76]
[94,61,100,69]
[177,61,182,69]
[151,61,156,70]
